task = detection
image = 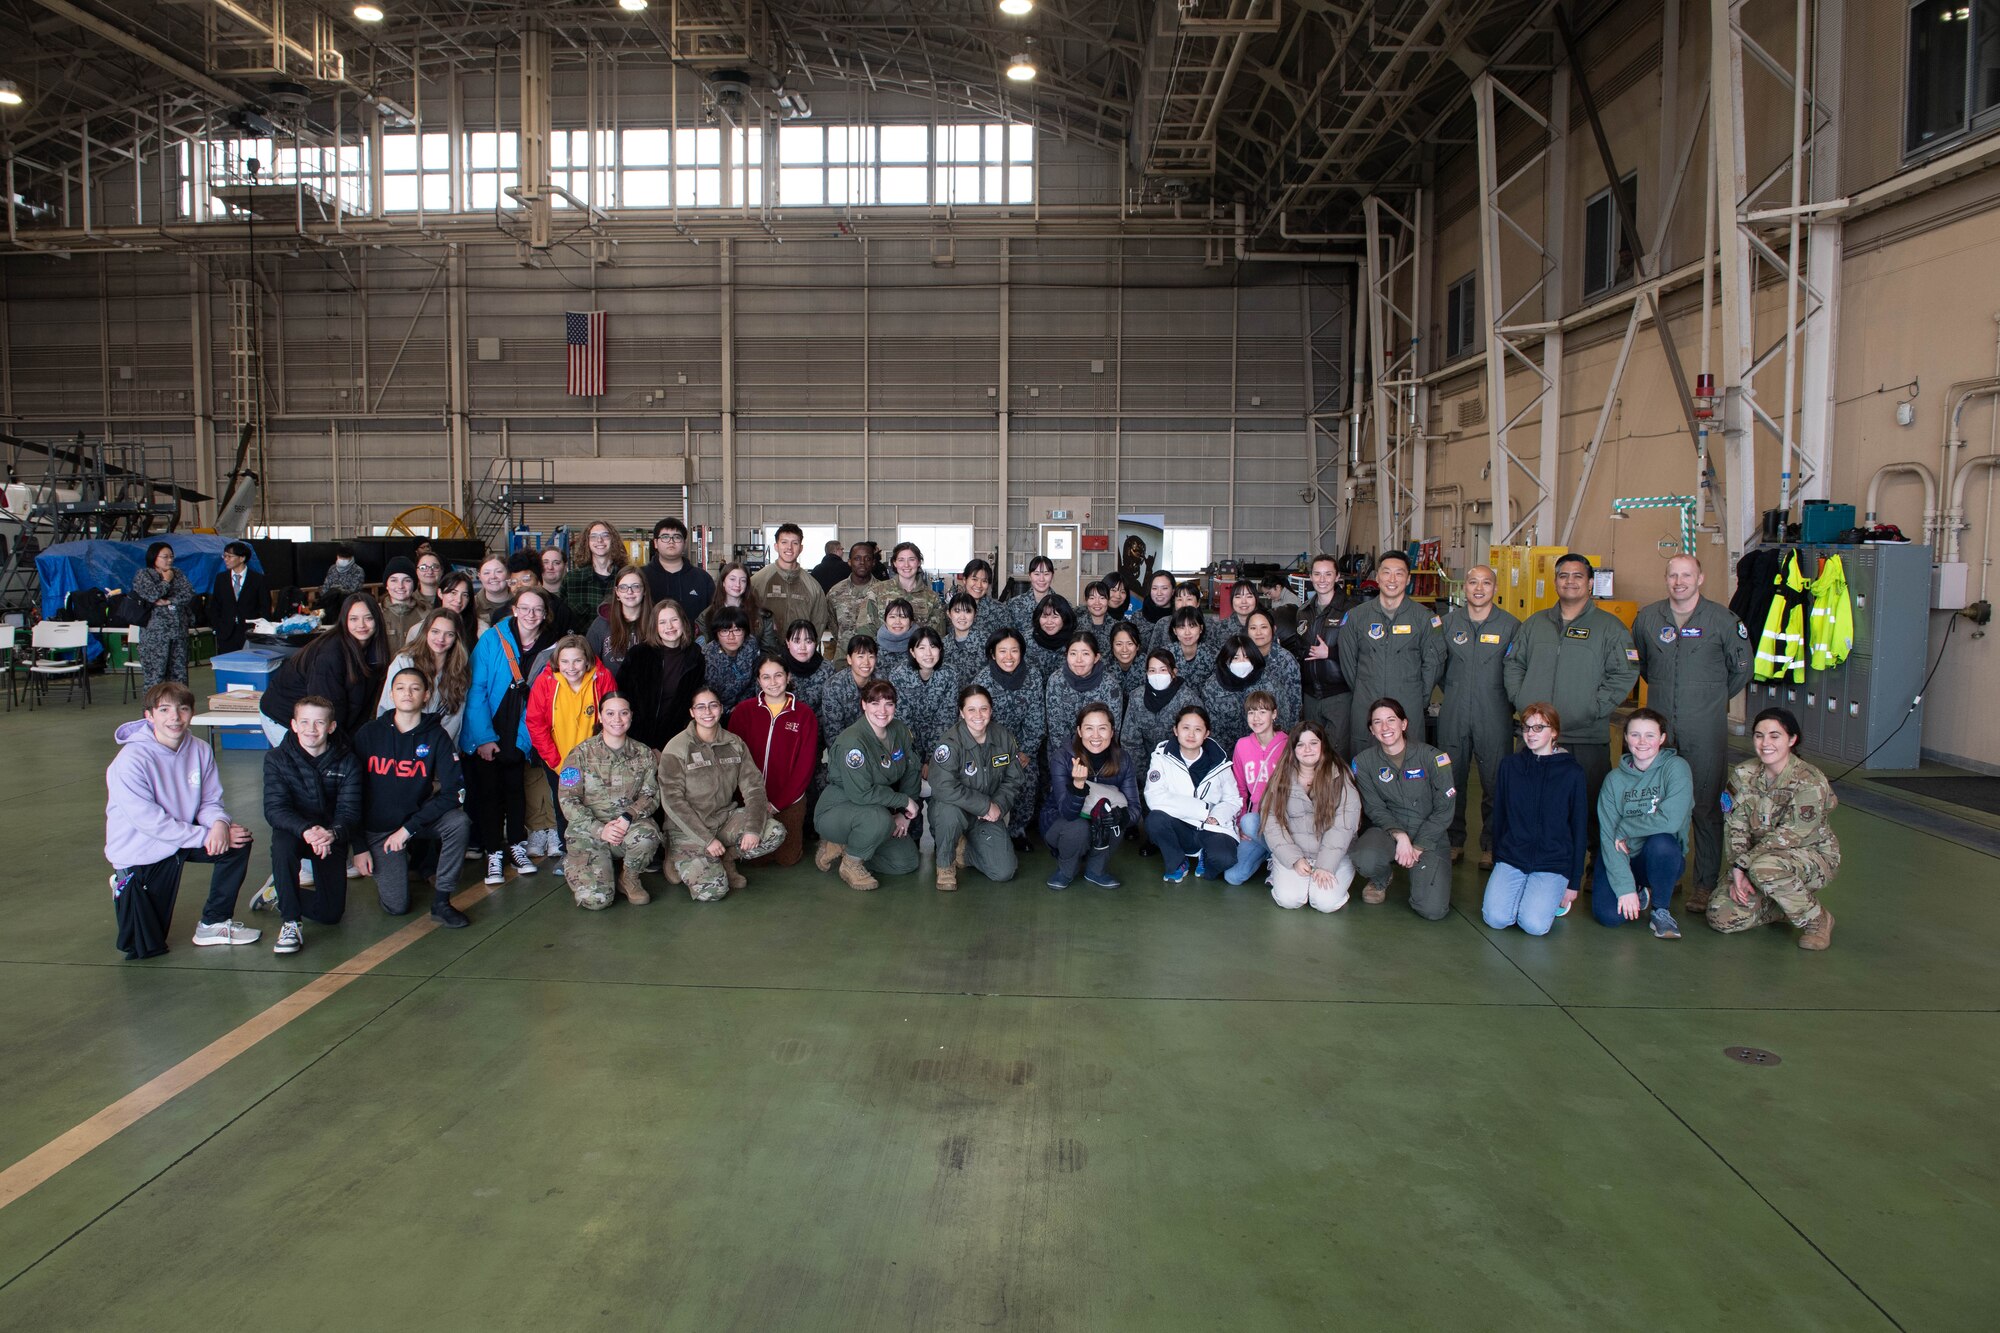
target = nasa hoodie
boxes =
[104,719,230,868]
[349,711,464,837]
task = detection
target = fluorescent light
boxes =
[1005,53,1038,81]
[352,4,385,21]
[619,0,649,11]
[999,0,1034,15]
[0,80,20,107]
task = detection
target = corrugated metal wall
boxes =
[1,224,1339,575]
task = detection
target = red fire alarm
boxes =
[1081,534,1110,552]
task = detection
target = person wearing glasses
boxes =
[655,688,785,902]
[559,520,630,623]
[1503,552,1639,854]
[1479,702,1588,935]
[641,517,714,624]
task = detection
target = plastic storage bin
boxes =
[208,647,295,750]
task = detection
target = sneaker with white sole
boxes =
[274,921,303,954]
[192,920,260,947]
[485,851,506,886]
[346,862,364,880]
[298,860,315,888]
[249,878,278,912]
[523,828,546,857]
[548,832,566,876]
[509,843,539,875]
[1650,907,1682,940]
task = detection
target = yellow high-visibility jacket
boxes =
[1807,553,1854,671]
[1755,550,1807,684]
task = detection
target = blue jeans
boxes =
[1481,862,1570,936]
[1590,832,1685,927]
[1144,810,1236,879]
[1223,812,1270,885]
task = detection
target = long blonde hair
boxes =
[1259,721,1347,836]
[407,608,471,715]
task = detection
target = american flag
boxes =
[566,310,606,397]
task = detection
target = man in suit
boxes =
[207,541,268,655]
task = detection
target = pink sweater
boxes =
[1232,731,1288,818]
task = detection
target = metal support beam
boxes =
[187,256,216,529]
[445,244,471,518]
[1362,193,1423,557]
[28,0,242,106]
[719,237,736,558]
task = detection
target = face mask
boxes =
[1229,660,1253,678]
[1146,672,1171,690]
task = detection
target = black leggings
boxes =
[465,749,527,852]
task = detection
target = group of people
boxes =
[99,524,1842,961]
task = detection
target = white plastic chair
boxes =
[0,625,17,710]
[28,620,92,708]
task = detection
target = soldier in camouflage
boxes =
[817,637,879,747]
[656,688,786,902]
[1707,708,1840,950]
[828,542,883,651]
[870,541,945,634]
[886,629,959,760]
[973,628,1046,844]
[941,594,990,682]
[928,687,1029,889]
[557,695,663,910]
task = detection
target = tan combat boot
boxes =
[1478,851,1494,872]
[1450,847,1464,864]
[815,840,844,873]
[935,861,958,891]
[618,862,651,906]
[1362,880,1387,904]
[954,842,966,870]
[722,854,747,891]
[1797,907,1834,951]
[1685,884,1712,914]
[838,854,878,891]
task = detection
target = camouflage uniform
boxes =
[1159,631,1220,692]
[656,727,785,901]
[702,638,761,710]
[1044,663,1126,739]
[971,597,1011,643]
[973,663,1046,839]
[870,578,945,635]
[1707,756,1840,934]
[886,661,960,761]
[828,577,882,650]
[1025,635,1068,681]
[557,735,664,910]
[928,720,1029,883]
[816,667,877,753]
[1123,680,1191,766]
[750,563,836,649]
[941,630,989,685]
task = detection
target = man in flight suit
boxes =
[1438,565,1520,870]
[1337,551,1446,748]
[1632,554,1751,912]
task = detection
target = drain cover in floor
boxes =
[1724,1046,1782,1066]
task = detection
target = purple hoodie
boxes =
[104,719,230,868]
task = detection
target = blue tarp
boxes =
[35,535,265,620]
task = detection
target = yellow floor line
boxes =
[0,882,497,1211]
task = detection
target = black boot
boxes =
[430,892,469,928]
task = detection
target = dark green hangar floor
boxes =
[0,688,1995,1331]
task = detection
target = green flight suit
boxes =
[1437,604,1521,853]
[1347,739,1458,920]
[1337,595,1447,747]
[1632,595,1753,890]
[927,720,1029,884]
[814,718,923,875]
[1503,601,1639,843]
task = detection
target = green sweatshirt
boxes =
[1595,748,1693,898]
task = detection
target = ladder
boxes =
[227,277,268,528]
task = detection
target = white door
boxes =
[1038,522,1082,603]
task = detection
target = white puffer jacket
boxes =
[1143,737,1243,841]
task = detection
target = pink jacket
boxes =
[1232,731,1288,824]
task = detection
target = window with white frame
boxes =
[894,524,975,576]
[465,132,519,210]
[248,524,313,541]
[1582,172,1637,298]
[1445,272,1477,360]
[548,129,614,209]
[1906,0,2000,156]
[379,132,451,213]
[934,124,1033,206]
[179,137,368,219]
[1161,526,1212,575]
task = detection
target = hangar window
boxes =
[1445,273,1477,360]
[1906,0,2000,157]
[894,524,976,575]
[776,124,1031,208]
[549,130,614,209]
[465,132,520,211]
[379,133,452,213]
[1582,172,1637,298]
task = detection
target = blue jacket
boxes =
[1489,747,1589,884]
[1037,741,1141,837]
[462,616,535,754]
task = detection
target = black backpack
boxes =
[67,586,116,628]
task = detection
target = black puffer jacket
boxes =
[259,637,386,736]
[262,732,364,842]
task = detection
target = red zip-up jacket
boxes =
[726,692,820,810]
[525,660,619,770]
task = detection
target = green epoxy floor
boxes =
[2,691,1995,1330]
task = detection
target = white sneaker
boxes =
[346,861,364,880]
[484,851,506,886]
[192,920,260,947]
[298,860,315,888]
[509,843,539,875]
[528,828,551,857]
[547,832,566,876]
[274,921,303,954]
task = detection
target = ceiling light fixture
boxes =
[1005,53,1038,81]
[999,0,1034,16]
[618,0,650,12]
[0,80,21,107]
[352,4,385,21]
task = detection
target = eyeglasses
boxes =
[691,701,724,712]
[1522,722,1552,733]
[657,533,685,543]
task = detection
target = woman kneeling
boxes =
[558,694,664,909]
[1348,698,1456,919]
[1707,707,1840,950]
[928,685,1028,890]
[656,688,786,901]
[814,679,922,890]
[1263,722,1359,912]
[1480,701,1587,935]
[1142,705,1241,882]
[1591,708,1693,939]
